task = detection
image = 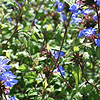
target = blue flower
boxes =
[0,57,12,72]
[95,0,100,6]
[16,2,22,8]
[8,18,13,22]
[82,9,94,15]
[85,28,97,37]
[55,51,65,59]
[34,19,38,24]
[9,96,16,100]
[71,14,82,25]
[44,10,47,14]
[78,27,97,38]
[61,13,67,22]
[57,66,65,77]
[95,39,100,46]
[98,33,100,38]
[94,15,97,22]
[51,49,55,56]
[1,71,18,87]
[55,0,60,6]
[57,2,65,12]
[78,30,86,38]
[69,4,79,14]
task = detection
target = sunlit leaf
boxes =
[47,24,52,31]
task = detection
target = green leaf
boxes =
[96,47,100,59]
[43,18,47,25]
[6,51,10,59]
[47,43,51,51]
[48,98,54,100]
[47,24,52,31]
[18,65,29,72]
[32,35,38,42]
[1,24,4,29]
[72,66,81,87]
[2,50,10,59]
[37,78,43,85]
[73,46,79,52]
[43,79,48,89]
[90,63,93,69]
[25,72,37,79]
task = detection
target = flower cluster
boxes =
[0,56,18,100]
[69,4,82,25]
[68,1,100,46]
[78,27,97,38]
[55,0,67,22]
[94,0,100,6]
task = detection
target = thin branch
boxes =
[5,5,23,45]
[5,25,18,45]
[94,5,100,33]
[26,49,44,80]
[50,55,73,89]
[31,0,45,27]
[41,89,45,100]
[80,63,100,91]
[57,13,72,61]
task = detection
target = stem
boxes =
[57,13,72,61]
[50,55,73,89]
[47,13,72,82]
[5,25,18,45]
[5,4,23,45]
[4,92,7,100]
[26,49,44,80]
[41,89,44,100]
[95,6,100,33]
[80,63,100,91]
[31,0,45,27]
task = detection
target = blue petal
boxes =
[2,59,10,65]
[82,9,94,15]
[57,66,65,77]
[9,96,16,100]
[8,18,13,22]
[54,0,60,6]
[95,39,100,46]
[60,51,65,56]
[5,79,18,87]
[55,51,65,59]
[69,4,79,14]
[96,1,100,6]
[61,13,67,22]
[78,27,97,38]
[61,71,65,77]
[57,2,65,12]
[0,56,4,62]
[98,33,100,38]
[3,65,12,70]
[4,81,12,87]
[7,71,17,79]
[94,15,97,22]
[34,19,38,24]
[78,30,86,38]
[1,72,7,81]
[1,71,17,82]
[57,66,65,72]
